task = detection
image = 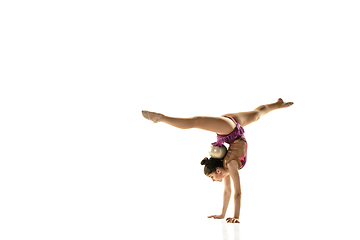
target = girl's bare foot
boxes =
[278,98,294,109]
[142,110,164,123]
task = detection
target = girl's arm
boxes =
[227,161,242,223]
[208,175,232,219]
[221,175,232,217]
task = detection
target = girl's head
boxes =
[201,157,227,182]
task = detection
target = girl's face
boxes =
[208,168,224,182]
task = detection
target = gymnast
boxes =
[142,98,294,223]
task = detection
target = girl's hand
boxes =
[208,214,224,219]
[226,217,240,223]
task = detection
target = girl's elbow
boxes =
[224,189,232,195]
[234,191,242,198]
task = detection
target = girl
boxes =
[142,98,294,223]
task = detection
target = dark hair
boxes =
[201,157,224,176]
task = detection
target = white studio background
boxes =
[0,0,359,240]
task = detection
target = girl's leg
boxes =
[142,111,236,135]
[222,98,293,127]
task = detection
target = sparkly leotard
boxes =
[212,116,248,170]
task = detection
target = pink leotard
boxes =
[212,116,248,170]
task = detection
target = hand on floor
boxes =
[226,217,240,223]
[208,214,224,219]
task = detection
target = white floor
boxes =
[124,216,359,240]
[125,216,360,240]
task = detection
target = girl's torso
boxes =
[212,116,248,170]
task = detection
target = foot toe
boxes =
[142,110,150,120]
[142,110,162,123]
[282,102,294,108]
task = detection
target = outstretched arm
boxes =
[221,175,232,216]
[227,161,241,223]
[208,175,232,219]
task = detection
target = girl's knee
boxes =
[253,110,261,121]
[255,105,268,112]
[192,117,201,128]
